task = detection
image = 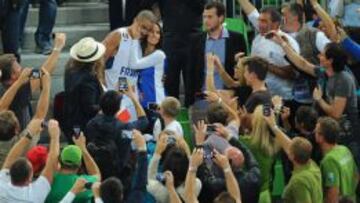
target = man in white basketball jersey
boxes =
[102,10,157,90]
[102,10,157,122]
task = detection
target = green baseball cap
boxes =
[60,145,82,166]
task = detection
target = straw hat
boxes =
[70,37,106,62]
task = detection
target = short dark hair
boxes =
[0,54,17,82]
[260,6,282,23]
[243,57,269,81]
[295,106,318,132]
[10,158,32,185]
[214,192,236,203]
[100,91,122,116]
[207,103,228,125]
[162,147,189,188]
[136,10,158,24]
[205,1,226,17]
[317,117,340,144]
[0,111,19,141]
[325,42,347,72]
[290,137,313,164]
[288,3,304,24]
[100,177,124,203]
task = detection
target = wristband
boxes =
[53,47,61,52]
[223,167,231,174]
[189,166,197,173]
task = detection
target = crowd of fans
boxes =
[0,0,360,202]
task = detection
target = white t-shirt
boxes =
[153,119,184,140]
[248,10,300,100]
[0,169,51,203]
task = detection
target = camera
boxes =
[263,104,272,117]
[73,125,81,138]
[156,173,166,184]
[30,69,41,79]
[206,124,217,134]
[85,182,93,190]
[203,145,215,160]
[118,77,128,91]
[148,103,159,111]
[167,136,176,146]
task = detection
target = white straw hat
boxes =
[70,37,106,62]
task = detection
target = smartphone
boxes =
[41,121,48,129]
[263,104,272,117]
[203,145,214,160]
[73,125,81,138]
[84,182,93,190]
[122,130,133,139]
[148,103,159,111]
[156,173,166,184]
[206,124,217,134]
[265,32,275,39]
[118,77,128,91]
[31,69,41,79]
[167,136,176,146]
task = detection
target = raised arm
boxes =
[310,0,337,42]
[31,33,66,92]
[41,120,60,184]
[148,135,167,180]
[33,69,51,119]
[73,133,101,181]
[313,86,346,119]
[165,171,182,203]
[102,31,121,61]
[0,68,31,111]
[205,54,217,92]
[184,148,203,203]
[129,40,166,70]
[2,118,43,169]
[213,152,242,203]
[125,85,146,118]
[237,0,257,17]
[271,32,317,77]
[264,112,292,157]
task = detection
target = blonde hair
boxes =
[250,105,280,156]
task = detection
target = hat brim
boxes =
[70,42,106,63]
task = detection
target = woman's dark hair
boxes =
[64,58,105,85]
[100,177,124,203]
[162,147,189,188]
[140,23,163,55]
[295,106,318,132]
[324,42,347,72]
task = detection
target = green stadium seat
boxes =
[176,108,194,150]
[223,18,250,54]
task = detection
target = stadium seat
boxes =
[223,18,250,54]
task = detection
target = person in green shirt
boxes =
[45,133,101,203]
[315,117,359,203]
[240,105,280,203]
[264,110,323,203]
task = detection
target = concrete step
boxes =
[26,2,109,27]
[21,23,109,51]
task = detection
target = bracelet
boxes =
[223,167,231,174]
[189,166,197,173]
[53,47,61,52]
[217,97,222,105]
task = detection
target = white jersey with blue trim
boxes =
[105,27,140,90]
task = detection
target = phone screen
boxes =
[118,77,128,91]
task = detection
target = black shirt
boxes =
[244,90,272,113]
[0,82,32,130]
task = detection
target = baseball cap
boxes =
[26,145,48,174]
[61,145,82,166]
